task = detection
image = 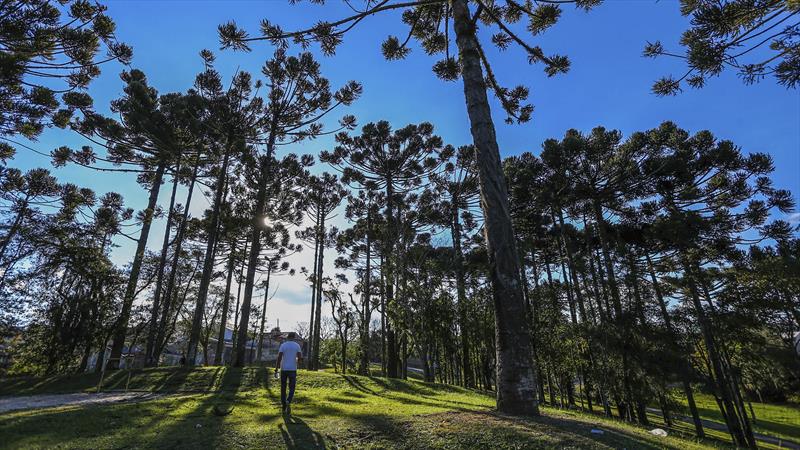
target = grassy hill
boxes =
[0,367,739,449]
[667,390,800,445]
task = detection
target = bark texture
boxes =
[451,0,538,415]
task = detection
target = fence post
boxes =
[125,354,133,392]
[96,357,118,393]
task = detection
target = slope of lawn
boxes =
[670,391,800,444]
[0,367,731,449]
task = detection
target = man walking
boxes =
[275,332,302,414]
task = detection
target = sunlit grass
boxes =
[669,391,800,444]
[0,367,737,449]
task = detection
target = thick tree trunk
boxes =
[451,0,537,415]
[108,162,166,369]
[145,165,181,367]
[187,147,232,365]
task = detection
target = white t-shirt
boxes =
[278,340,302,371]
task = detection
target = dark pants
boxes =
[280,370,297,407]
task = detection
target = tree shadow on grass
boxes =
[0,367,288,449]
[342,375,380,395]
[141,366,252,449]
[0,394,203,448]
[280,413,326,449]
[504,411,705,450]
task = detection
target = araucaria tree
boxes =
[499,122,794,448]
[219,0,601,414]
[335,189,385,376]
[227,50,360,367]
[322,121,445,378]
[71,70,184,369]
[2,4,799,447]
[184,51,261,366]
[645,0,800,95]
[298,173,346,371]
[428,145,480,387]
[0,0,132,140]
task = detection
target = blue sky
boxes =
[11,0,800,330]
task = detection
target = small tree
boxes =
[324,275,356,374]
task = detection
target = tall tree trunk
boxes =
[384,180,399,378]
[452,0,537,415]
[108,162,166,369]
[590,199,623,317]
[154,159,199,360]
[358,206,373,375]
[341,327,348,374]
[645,253,704,438]
[380,254,386,376]
[231,238,248,353]
[556,209,589,322]
[311,210,326,370]
[693,260,756,448]
[214,245,237,365]
[145,163,181,367]
[452,206,473,387]
[187,146,232,364]
[681,256,750,447]
[589,198,636,418]
[256,264,272,361]
[234,153,272,367]
[307,213,320,367]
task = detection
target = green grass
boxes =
[0,367,731,449]
[670,391,800,444]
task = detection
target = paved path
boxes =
[647,407,800,449]
[0,392,163,413]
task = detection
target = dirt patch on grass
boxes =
[0,392,169,413]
